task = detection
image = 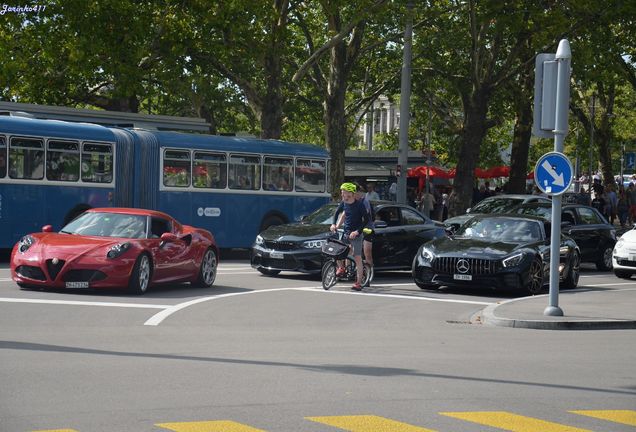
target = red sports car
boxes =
[10,208,219,294]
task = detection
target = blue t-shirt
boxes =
[334,199,368,234]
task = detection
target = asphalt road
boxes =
[0,253,634,432]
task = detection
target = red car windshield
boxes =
[61,212,148,239]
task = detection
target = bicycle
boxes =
[320,232,372,290]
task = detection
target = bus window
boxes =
[163,149,191,187]
[295,159,326,192]
[229,154,261,190]
[9,136,44,180]
[193,151,227,189]
[0,137,6,178]
[263,156,293,191]
[82,142,113,183]
[47,140,80,182]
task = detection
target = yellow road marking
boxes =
[440,411,593,432]
[570,410,636,426]
[32,430,78,432]
[155,420,266,432]
[306,415,437,431]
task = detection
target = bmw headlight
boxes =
[255,235,264,246]
[18,235,35,253]
[420,247,434,262]
[107,242,131,259]
[502,252,524,268]
[303,239,326,249]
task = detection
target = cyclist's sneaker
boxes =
[336,267,346,277]
[351,282,363,291]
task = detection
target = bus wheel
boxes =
[63,204,91,226]
[260,215,285,232]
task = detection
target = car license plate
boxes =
[270,251,284,259]
[453,274,472,281]
[65,281,89,288]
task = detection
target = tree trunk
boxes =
[324,43,348,199]
[597,83,616,189]
[449,89,490,216]
[260,50,283,139]
[508,75,534,193]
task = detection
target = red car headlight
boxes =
[107,242,131,259]
[18,235,36,253]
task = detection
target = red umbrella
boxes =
[407,166,453,179]
[485,165,510,178]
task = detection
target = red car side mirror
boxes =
[160,232,178,243]
[42,225,53,232]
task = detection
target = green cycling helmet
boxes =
[340,182,357,193]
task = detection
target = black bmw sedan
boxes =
[412,215,580,295]
[251,201,447,276]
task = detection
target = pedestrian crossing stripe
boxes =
[306,415,438,431]
[440,411,593,432]
[155,420,266,431]
[570,410,636,426]
[30,410,636,431]
[32,430,78,432]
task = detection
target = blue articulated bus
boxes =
[0,115,330,249]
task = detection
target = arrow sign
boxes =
[541,160,565,187]
[534,152,573,196]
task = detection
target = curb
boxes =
[480,296,636,330]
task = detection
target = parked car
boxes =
[11,208,219,294]
[412,215,580,295]
[510,202,616,270]
[444,194,551,231]
[251,201,447,275]
[612,227,636,279]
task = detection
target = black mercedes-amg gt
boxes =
[412,215,580,295]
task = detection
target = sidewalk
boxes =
[478,287,636,330]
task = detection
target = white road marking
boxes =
[143,285,493,326]
[0,297,169,308]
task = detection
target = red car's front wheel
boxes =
[129,253,151,295]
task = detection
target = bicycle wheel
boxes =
[361,262,372,287]
[321,261,337,290]
[363,264,373,287]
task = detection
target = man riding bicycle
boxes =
[330,182,370,291]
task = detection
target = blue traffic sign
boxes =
[534,152,573,196]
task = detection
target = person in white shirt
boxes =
[365,183,380,201]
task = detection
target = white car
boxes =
[612,229,636,279]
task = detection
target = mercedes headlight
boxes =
[559,246,569,255]
[303,239,326,249]
[255,235,264,246]
[107,242,131,259]
[420,247,434,262]
[18,235,35,253]
[502,252,524,268]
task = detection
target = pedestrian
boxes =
[365,182,380,201]
[617,187,629,228]
[389,181,397,202]
[606,184,618,225]
[330,182,370,291]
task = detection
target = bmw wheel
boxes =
[596,245,613,271]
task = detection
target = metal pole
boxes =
[589,94,595,194]
[396,1,413,205]
[545,39,571,317]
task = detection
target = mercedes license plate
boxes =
[453,274,472,281]
[270,251,284,259]
[65,281,89,288]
